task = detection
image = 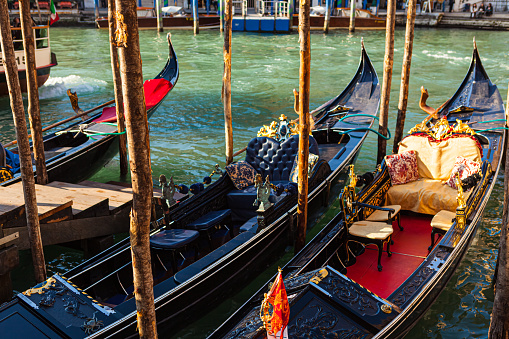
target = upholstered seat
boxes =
[227,184,287,222]
[366,204,402,231]
[429,210,456,250]
[349,220,394,240]
[187,209,231,231]
[239,216,258,233]
[150,229,200,250]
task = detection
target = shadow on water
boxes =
[3,27,509,338]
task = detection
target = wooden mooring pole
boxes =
[0,0,46,283]
[295,0,311,254]
[219,0,224,32]
[349,0,356,33]
[114,0,157,336]
[223,0,233,166]
[108,0,128,176]
[488,82,509,338]
[156,0,163,32]
[392,0,417,153]
[20,0,48,184]
[324,0,331,33]
[376,0,396,165]
[193,0,199,34]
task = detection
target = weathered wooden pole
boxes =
[323,0,331,33]
[0,0,46,283]
[108,0,128,176]
[223,0,233,166]
[392,0,417,153]
[488,83,509,338]
[20,0,48,185]
[295,0,311,254]
[376,0,396,165]
[113,0,157,336]
[193,0,199,34]
[34,0,42,22]
[349,0,356,33]
[156,0,163,32]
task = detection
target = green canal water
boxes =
[1,27,508,338]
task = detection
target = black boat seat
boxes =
[239,216,258,233]
[187,209,232,231]
[173,231,255,285]
[227,185,285,222]
[150,229,200,250]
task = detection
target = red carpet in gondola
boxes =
[93,78,173,123]
[346,213,433,299]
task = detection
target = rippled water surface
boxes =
[3,27,509,338]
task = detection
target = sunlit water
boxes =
[3,27,508,338]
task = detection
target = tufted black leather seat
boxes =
[244,135,319,182]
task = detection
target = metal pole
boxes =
[349,0,355,32]
[95,0,100,19]
[156,0,163,31]
[324,0,331,33]
[114,0,157,336]
[295,0,311,254]
[219,0,224,32]
[376,0,396,165]
[0,0,46,283]
[207,0,210,14]
[193,0,199,34]
[393,0,417,153]
[107,0,128,176]
[20,0,48,185]
[223,0,233,165]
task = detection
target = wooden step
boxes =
[79,180,163,196]
[0,187,73,227]
[2,183,109,219]
[47,181,133,213]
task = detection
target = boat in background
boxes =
[0,33,179,186]
[209,42,506,339]
[0,23,57,95]
[293,7,386,30]
[0,42,380,338]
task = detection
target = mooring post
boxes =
[107,0,128,176]
[295,0,311,254]
[376,0,396,165]
[0,0,46,283]
[206,0,210,14]
[193,0,199,34]
[20,0,48,185]
[223,0,234,166]
[156,0,163,32]
[392,0,416,153]
[114,0,157,336]
[219,0,224,32]
[349,0,355,33]
[324,0,331,33]
[94,0,100,20]
[488,82,509,337]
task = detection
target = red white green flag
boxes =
[49,0,59,25]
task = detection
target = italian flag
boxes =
[50,0,59,25]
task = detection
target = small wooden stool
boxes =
[429,210,456,251]
[367,204,403,231]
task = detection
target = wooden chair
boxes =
[340,184,394,272]
[366,204,403,231]
[428,210,456,251]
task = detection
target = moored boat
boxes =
[0,42,381,337]
[209,41,506,339]
[292,8,386,30]
[0,33,179,186]
[0,23,57,95]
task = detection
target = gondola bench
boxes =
[226,134,322,228]
[385,133,482,215]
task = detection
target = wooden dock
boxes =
[0,181,174,251]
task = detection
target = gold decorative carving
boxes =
[309,268,329,284]
[257,114,299,140]
[381,304,392,314]
[452,119,475,135]
[408,117,476,140]
[24,277,57,296]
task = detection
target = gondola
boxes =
[0,42,380,338]
[210,41,506,339]
[0,33,179,186]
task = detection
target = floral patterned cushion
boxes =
[445,156,480,190]
[225,161,258,190]
[385,150,419,185]
[290,153,320,183]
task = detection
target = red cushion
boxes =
[92,78,172,123]
[445,156,480,190]
[144,78,172,109]
[385,150,419,185]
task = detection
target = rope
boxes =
[336,114,379,124]
[475,127,509,133]
[335,127,392,140]
[471,119,507,124]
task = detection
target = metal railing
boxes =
[232,0,248,15]
[259,0,291,16]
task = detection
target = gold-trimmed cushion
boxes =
[290,153,319,183]
[385,151,419,185]
[445,156,481,190]
[386,179,471,215]
[225,161,258,190]
[349,220,393,240]
[431,210,456,231]
[398,135,482,180]
[367,205,401,222]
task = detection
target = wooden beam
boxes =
[0,233,19,247]
[0,0,46,283]
[223,0,233,166]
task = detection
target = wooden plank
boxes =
[47,181,133,213]
[4,182,110,218]
[0,232,19,247]
[3,209,130,250]
[79,180,163,195]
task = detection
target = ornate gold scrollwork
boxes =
[309,268,329,284]
[257,114,299,140]
[455,173,466,230]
